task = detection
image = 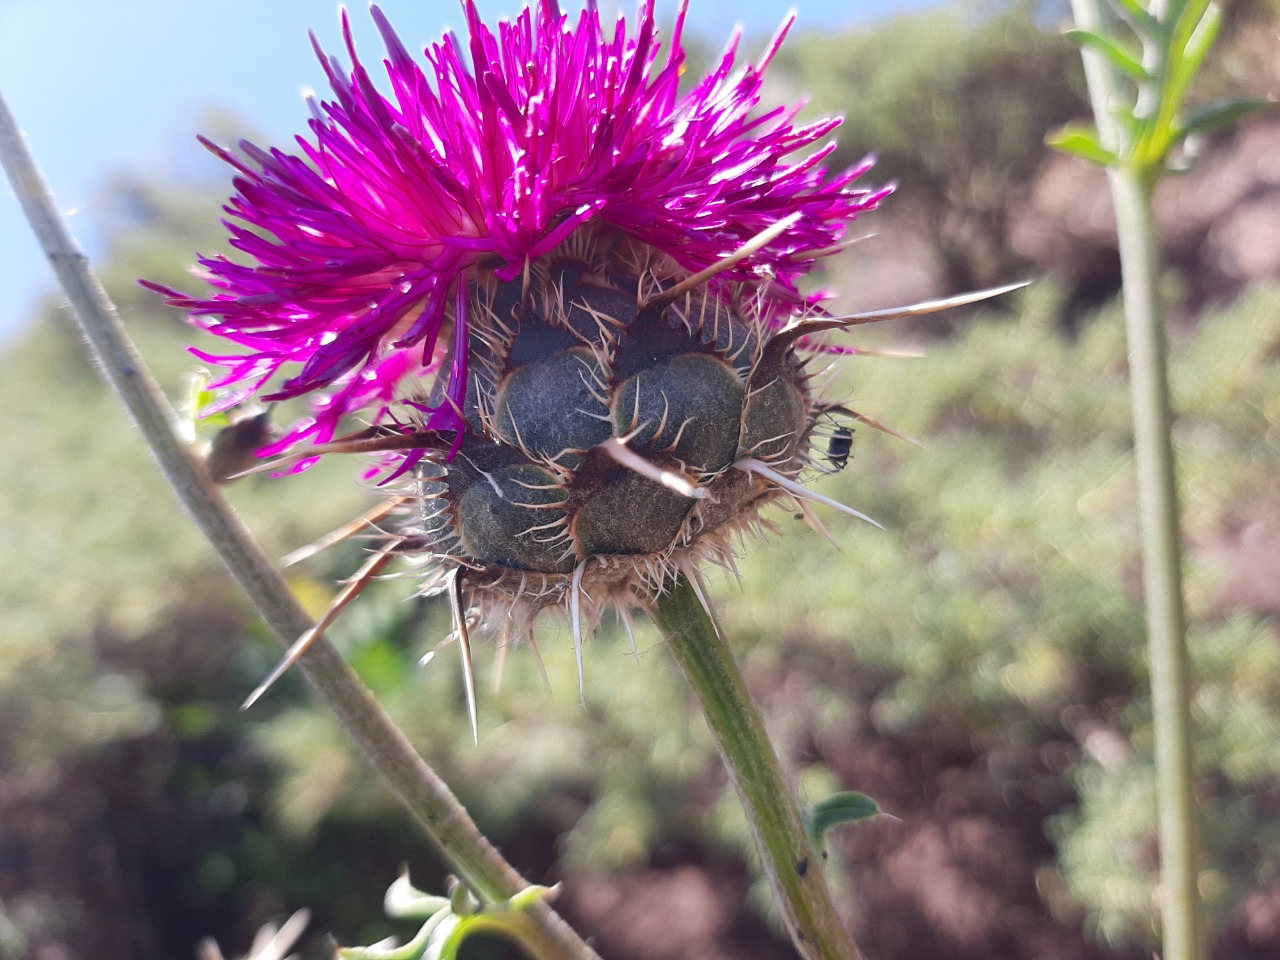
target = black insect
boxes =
[825,425,854,471]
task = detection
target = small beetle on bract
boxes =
[825,426,855,472]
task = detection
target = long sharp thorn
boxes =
[828,281,1031,326]
[598,437,706,499]
[618,606,641,661]
[448,569,479,745]
[281,496,409,567]
[232,431,443,478]
[685,569,723,641]
[243,542,398,709]
[642,212,804,308]
[526,633,553,693]
[491,624,511,696]
[823,405,924,449]
[837,346,927,359]
[571,562,587,703]
[418,625,461,665]
[737,456,885,530]
[795,497,841,550]
[852,411,924,449]
[800,233,877,260]
[776,281,1030,347]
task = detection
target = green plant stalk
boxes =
[652,576,865,960]
[1069,1,1204,957]
[1111,164,1202,960]
[0,87,597,960]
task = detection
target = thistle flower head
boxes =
[148,0,902,695]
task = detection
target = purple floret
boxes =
[142,0,887,467]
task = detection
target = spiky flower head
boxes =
[146,0,893,683]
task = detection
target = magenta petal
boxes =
[143,0,886,473]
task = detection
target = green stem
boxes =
[1112,162,1202,960]
[652,576,865,960]
[0,88,598,960]
[1069,2,1204,957]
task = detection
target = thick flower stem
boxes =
[652,576,865,960]
[1070,1,1204,957]
[0,88,598,960]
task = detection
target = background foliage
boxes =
[2,3,1278,959]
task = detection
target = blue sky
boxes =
[0,0,940,343]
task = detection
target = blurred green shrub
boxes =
[772,5,1087,290]
[724,282,1280,950]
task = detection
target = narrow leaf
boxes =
[1064,28,1149,82]
[384,872,451,920]
[1178,98,1274,139]
[431,890,555,960]
[507,885,557,912]
[1170,2,1222,101]
[1165,0,1208,35]
[1047,124,1120,166]
[1109,0,1157,32]
[805,791,885,852]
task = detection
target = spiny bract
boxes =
[414,226,840,643]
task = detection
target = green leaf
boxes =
[805,791,885,853]
[448,880,481,917]
[1169,2,1222,103]
[1134,1,1224,172]
[340,910,447,960]
[1064,29,1148,82]
[508,885,558,912]
[426,887,555,960]
[385,872,451,920]
[341,879,558,960]
[1109,0,1158,32]
[1046,124,1121,166]
[1177,98,1274,140]
[183,369,231,432]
